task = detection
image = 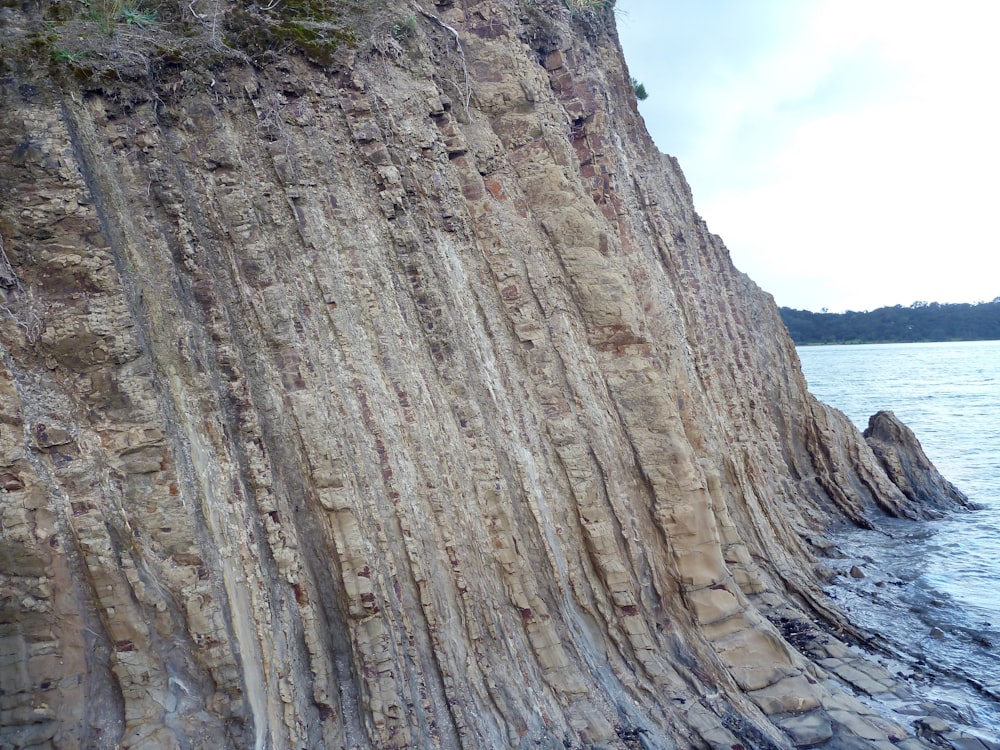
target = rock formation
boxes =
[864,410,972,516]
[0,1,988,748]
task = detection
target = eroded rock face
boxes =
[864,410,972,516]
[0,2,978,748]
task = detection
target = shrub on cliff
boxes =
[631,76,648,100]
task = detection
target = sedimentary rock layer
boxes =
[864,410,971,516]
[0,2,981,748]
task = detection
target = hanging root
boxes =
[410,2,472,117]
[0,235,42,345]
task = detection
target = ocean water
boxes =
[798,340,1000,735]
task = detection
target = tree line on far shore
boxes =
[780,298,1000,345]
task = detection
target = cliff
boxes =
[0,2,983,748]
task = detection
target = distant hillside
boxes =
[781,299,1000,345]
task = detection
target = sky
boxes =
[616,0,1000,312]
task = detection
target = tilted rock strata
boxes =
[0,2,981,748]
[864,410,972,516]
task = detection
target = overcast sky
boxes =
[617,0,1000,312]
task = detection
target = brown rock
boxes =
[31,423,73,450]
[0,472,24,491]
[864,410,973,515]
[0,2,983,748]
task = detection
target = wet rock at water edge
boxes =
[864,410,974,514]
[916,716,950,736]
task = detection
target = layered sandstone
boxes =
[0,1,986,748]
[864,410,972,517]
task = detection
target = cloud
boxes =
[618,0,1000,311]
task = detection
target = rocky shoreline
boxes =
[822,521,1000,746]
[1,1,997,747]
[773,571,1000,748]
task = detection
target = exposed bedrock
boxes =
[864,410,972,516]
[0,2,989,748]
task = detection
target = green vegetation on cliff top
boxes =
[781,298,1000,345]
[1,0,617,88]
[0,0,363,85]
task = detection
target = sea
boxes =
[797,340,1000,736]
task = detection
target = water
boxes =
[798,340,1000,734]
